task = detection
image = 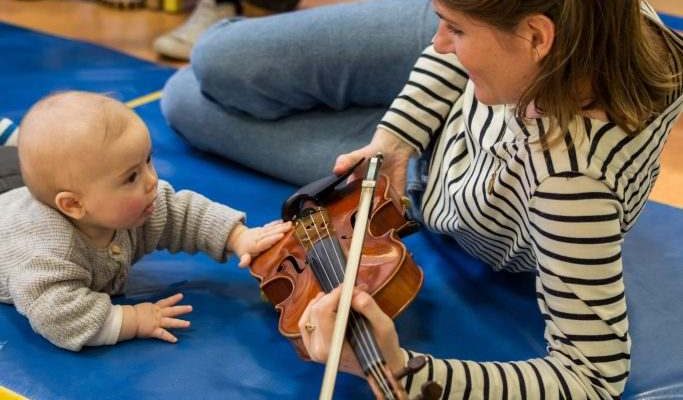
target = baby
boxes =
[0,91,291,351]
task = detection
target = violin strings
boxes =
[303,213,395,398]
[298,214,392,397]
[314,216,397,399]
[301,215,379,373]
[312,216,389,372]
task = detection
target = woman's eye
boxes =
[447,26,462,35]
[127,172,138,183]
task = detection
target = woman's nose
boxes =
[432,23,451,54]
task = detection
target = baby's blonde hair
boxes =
[18,91,131,206]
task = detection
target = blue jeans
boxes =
[161,0,438,185]
[0,146,22,194]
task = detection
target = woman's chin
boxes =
[473,91,498,106]
[473,86,507,106]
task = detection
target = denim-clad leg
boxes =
[161,0,438,185]
[0,147,22,194]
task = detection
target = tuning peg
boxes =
[394,355,428,381]
[392,356,443,400]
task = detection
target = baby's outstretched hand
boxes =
[227,220,292,267]
[134,293,192,343]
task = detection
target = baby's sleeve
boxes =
[8,256,112,351]
[138,180,246,262]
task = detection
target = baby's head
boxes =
[19,91,158,231]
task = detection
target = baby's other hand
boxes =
[134,293,192,343]
[227,220,292,267]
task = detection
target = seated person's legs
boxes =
[162,0,437,184]
[0,118,21,194]
[191,0,437,118]
[163,68,391,185]
[0,147,22,194]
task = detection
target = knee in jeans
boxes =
[161,70,191,128]
[193,39,237,93]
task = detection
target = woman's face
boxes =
[431,0,541,105]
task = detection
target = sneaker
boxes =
[153,0,237,60]
[0,118,18,147]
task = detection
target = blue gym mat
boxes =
[0,22,681,399]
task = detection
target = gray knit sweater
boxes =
[0,180,245,351]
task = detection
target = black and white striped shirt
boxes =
[379,3,683,398]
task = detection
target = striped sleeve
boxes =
[378,45,469,153]
[402,175,629,399]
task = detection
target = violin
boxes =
[249,161,442,399]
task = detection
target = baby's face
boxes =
[77,110,159,230]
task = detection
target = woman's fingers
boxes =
[298,291,326,360]
[299,287,374,376]
[298,292,325,332]
[350,289,403,373]
[333,147,372,177]
[351,289,394,336]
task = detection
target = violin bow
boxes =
[319,154,383,400]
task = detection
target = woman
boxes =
[296,1,683,399]
[162,0,683,397]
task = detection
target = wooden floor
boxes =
[0,0,682,208]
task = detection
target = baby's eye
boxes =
[146,154,152,164]
[127,172,138,184]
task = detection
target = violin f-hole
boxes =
[277,255,305,274]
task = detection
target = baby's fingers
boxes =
[258,232,285,248]
[152,327,178,343]
[162,317,191,329]
[156,293,184,308]
[261,221,292,236]
[263,219,285,228]
[162,304,193,318]
[238,253,252,268]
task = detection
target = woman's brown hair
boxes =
[440,0,682,143]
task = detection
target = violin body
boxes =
[249,174,423,358]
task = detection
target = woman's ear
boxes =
[522,13,555,62]
[54,191,85,220]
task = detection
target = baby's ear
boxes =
[54,191,85,220]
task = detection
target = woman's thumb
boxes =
[333,150,363,176]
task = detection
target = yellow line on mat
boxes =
[125,90,162,109]
[0,386,28,400]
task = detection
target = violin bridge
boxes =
[293,207,335,251]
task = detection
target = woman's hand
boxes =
[333,128,415,198]
[298,286,405,377]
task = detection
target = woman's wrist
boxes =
[390,347,410,376]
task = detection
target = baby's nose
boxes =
[145,168,158,193]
